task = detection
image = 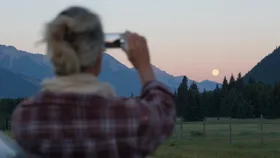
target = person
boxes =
[11,6,175,158]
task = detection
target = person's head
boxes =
[43,6,104,76]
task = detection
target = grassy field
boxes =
[153,118,280,158]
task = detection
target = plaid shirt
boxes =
[11,80,176,158]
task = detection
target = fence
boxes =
[3,117,280,145]
[173,115,280,145]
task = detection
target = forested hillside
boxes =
[175,73,280,120]
[243,46,280,84]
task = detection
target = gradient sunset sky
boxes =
[1,0,280,82]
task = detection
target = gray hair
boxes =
[43,6,104,76]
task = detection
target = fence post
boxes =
[174,122,177,138]
[229,117,232,144]
[203,118,206,135]
[260,114,263,145]
[180,118,183,137]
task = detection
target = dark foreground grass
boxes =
[153,118,280,158]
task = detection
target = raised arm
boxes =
[119,32,176,155]
[134,80,176,155]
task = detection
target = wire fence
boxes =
[172,116,280,145]
[2,116,280,146]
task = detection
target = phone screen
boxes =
[104,33,124,48]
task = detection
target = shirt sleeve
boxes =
[124,80,176,156]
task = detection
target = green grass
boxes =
[153,118,280,158]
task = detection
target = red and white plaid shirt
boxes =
[11,80,176,158]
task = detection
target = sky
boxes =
[0,0,280,82]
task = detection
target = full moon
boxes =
[212,69,220,76]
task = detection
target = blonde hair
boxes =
[43,6,104,76]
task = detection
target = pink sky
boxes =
[1,0,280,82]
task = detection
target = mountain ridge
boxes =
[243,46,280,84]
[0,44,221,98]
[0,67,39,98]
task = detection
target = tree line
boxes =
[0,98,24,130]
[175,73,280,121]
[1,72,280,127]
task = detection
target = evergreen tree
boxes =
[213,85,222,119]
[228,74,236,90]
[266,81,280,118]
[215,84,220,91]
[0,98,24,130]
[190,81,199,92]
[172,74,280,120]
[222,76,229,90]
[200,89,208,117]
[187,81,202,121]
[236,72,244,90]
[176,76,189,118]
[248,76,256,84]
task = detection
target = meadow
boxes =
[153,118,280,158]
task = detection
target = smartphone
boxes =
[104,33,125,48]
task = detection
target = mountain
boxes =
[243,46,280,84]
[98,54,141,96]
[150,67,221,92]
[0,67,39,98]
[0,44,54,80]
[198,80,221,91]
[0,44,220,98]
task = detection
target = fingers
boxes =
[127,32,136,52]
[122,31,148,66]
[132,34,142,51]
[122,31,150,70]
[126,32,146,51]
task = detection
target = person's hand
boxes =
[122,31,150,70]
[122,31,155,85]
